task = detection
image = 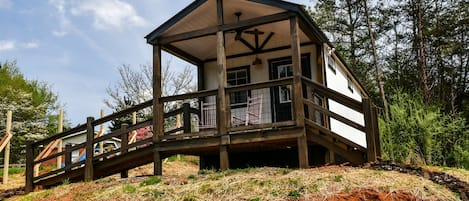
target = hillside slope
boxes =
[8,157,467,201]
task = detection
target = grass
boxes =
[9,165,463,201]
[5,157,468,201]
[0,167,24,175]
[139,176,161,186]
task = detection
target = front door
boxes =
[269,54,311,122]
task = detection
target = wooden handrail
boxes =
[303,99,365,132]
[226,77,294,93]
[93,100,153,126]
[159,89,217,102]
[32,124,86,147]
[301,77,362,112]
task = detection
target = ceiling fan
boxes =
[229,12,275,53]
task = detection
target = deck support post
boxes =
[152,45,164,176]
[219,145,229,170]
[25,141,34,193]
[84,117,95,182]
[290,16,308,168]
[363,98,377,162]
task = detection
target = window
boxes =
[347,76,354,93]
[227,67,250,107]
[327,56,336,74]
[277,64,293,103]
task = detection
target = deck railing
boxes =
[301,77,380,162]
[25,77,379,191]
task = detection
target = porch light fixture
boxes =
[252,56,262,65]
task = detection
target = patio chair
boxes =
[199,101,216,129]
[232,95,263,126]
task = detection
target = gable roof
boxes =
[145,0,329,45]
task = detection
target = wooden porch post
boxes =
[290,16,308,168]
[153,45,164,176]
[363,98,377,162]
[84,117,95,182]
[217,0,229,171]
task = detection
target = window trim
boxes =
[227,65,251,109]
[327,55,336,74]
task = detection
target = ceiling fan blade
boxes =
[244,29,265,35]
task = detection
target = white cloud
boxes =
[71,0,148,30]
[23,41,39,49]
[0,40,16,51]
[0,40,40,51]
[0,0,12,9]
[52,30,68,37]
[49,0,70,37]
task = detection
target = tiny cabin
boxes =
[25,0,380,191]
[144,0,380,169]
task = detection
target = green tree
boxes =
[0,61,60,163]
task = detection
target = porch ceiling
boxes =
[171,20,311,61]
[161,0,286,37]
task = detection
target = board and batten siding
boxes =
[323,44,367,148]
[204,45,319,124]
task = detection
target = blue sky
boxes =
[0,0,312,125]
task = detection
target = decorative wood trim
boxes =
[205,42,315,63]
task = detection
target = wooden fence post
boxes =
[3,111,12,184]
[64,144,72,174]
[363,98,377,162]
[120,124,129,178]
[99,109,105,155]
[84,117,95,182]
[25,140,34,193]
[57,110,63,169]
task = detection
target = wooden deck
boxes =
[25,77,380,192]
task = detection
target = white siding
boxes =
[204,45,318,124]
[323,45,367,148]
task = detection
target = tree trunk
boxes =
[416,0,430,105]
[363,0,388,118]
